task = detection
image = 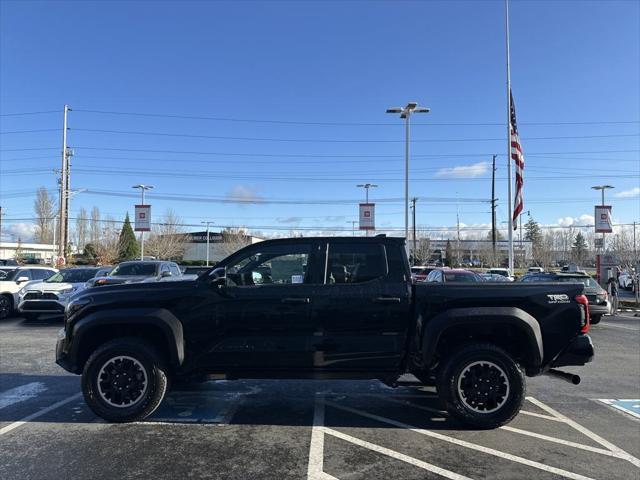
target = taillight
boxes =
[575,294,590,333]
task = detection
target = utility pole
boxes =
[201,221,214,266]
[491,154,497,256]
[0,206,3,244]
[456,200,461,267]
[411,197,417,265]
[58,105,71,261]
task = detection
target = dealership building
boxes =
[180,231,263,264]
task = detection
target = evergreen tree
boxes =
[524,216,543,264]
[445,240,453,267]
[118,213,140,261]
[572,232,588,265]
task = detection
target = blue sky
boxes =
[1,0,638,241]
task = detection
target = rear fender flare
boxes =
[71,307,184,368]
[422,307,543,368]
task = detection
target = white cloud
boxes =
[615,187,640,198]
[276,216,302,224]
[557,214,594,227]
[435,161,490,178]
[2,223,37,242]
[225,185,264,204]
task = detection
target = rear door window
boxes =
[325,243,387,284]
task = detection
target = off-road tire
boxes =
[82,337,169,423]
[437,342,525,429]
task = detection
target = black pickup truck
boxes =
[56,237,594,428]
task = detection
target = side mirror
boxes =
[16,276,29,284]
[161,271,172,278]
[210,267,226,287]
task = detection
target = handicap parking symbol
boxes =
[598,399,640,420]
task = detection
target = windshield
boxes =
[110,263,158,276]
[45,269,99,283]
[444,272,480,282]
[2,270,22,281]
[555,276,599,288]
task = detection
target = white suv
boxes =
[0,267,57,319]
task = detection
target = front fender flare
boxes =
[70,307,184,369]
[421,307,543,368]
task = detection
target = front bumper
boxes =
[55,328,79,373]
[552,334,594,368]
[19,299,66,314]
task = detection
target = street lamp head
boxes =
[386,108,403,114]
[413,107,430,113]
[406,102,418,110]
[591,185,614,190]
[132,184,154,190]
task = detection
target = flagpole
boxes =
[505,0,515,274]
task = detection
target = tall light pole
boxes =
[346,220,358,236]
[386,102,430,249]
[132,184,154,260]
[356,183,378,237]
[201,221,214,266]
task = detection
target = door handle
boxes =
[281,297,310,304]
[372,296,401,304]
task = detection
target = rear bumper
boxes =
[552,334,594,368]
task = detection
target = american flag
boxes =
[510,89,525,230]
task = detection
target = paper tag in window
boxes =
[291,275,304,284]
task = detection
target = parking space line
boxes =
[307,395,338,480]
[500,426,620,458]
[324,400,597,480]
[519,410,566,422]
[374,395,447,416]
[599,323,639,331]
[0,393,82,436]
[323,427,475,480]
[526,397,640,468]
[0,382,47,410]
[596,399,640,421]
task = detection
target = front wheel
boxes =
[81,337,169,422]
[590,315,602,325]
[437,343,525,429]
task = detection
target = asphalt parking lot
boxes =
[1,313,639,480]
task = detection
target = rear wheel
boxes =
[81,337,169,422]
[437,342,525,429]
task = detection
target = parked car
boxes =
[426,268,482,283]
[486,268,514,281]
[90,261,183,287]
[618,271,634,291]
[410,265,438,282]
[480,273,512,282]
[0,267,58,319]
[17,267,107,320]
[57,236,593,428]
[180,266,213,276]
[521,272,610,324]
[83,267,114,288]
[0,259,19,266]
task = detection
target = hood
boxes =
[23,281,85,293]
[73,278,199,307]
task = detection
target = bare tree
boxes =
[95,215,120,265]
[144,209,188,260]
[219,227,252,258]
[90,207,101,245]
[75,207,88,251]
[33,187,56,243]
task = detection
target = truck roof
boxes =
[253,236,405,245]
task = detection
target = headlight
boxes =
[65,297,91,316]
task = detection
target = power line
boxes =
[72,109,640,127]
[67,127,640,143]
[0,111,59,117]
[0,129,59,135]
